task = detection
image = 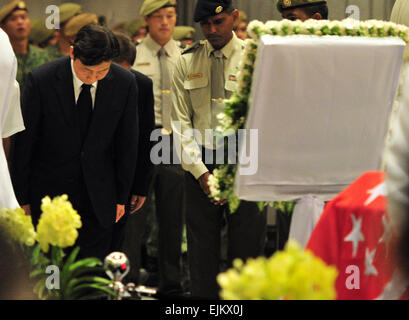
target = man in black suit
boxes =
[11,24,139,260]
[111,32,155,285]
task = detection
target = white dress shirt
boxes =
[71,59,98,108]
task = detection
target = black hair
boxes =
[73,24,120,66]
[112,31,137,66]
[300,3,329,19]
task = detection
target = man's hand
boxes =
[130,195,147,214]
[116,204,126,223]
[198,172,227,206]
[21,204,31,216]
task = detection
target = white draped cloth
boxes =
[0,29,24,209]
[235,35,405,245]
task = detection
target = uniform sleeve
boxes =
[384,64,409,230]
[171,56,208,180]
[1,81,25,138]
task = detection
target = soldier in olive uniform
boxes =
[277,0,328,21]
[46,2,83,60]
[125,18,148,44]
[0,0,50,92]
[29,19,57,49]
[171,0,267,299]
[173,26,195,49]
[131,0,186,298]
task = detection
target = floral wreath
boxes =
[208,19,409,214]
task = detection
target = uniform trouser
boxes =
[120,134,185,292]
[185,164,267,299]
[154,160,185,293]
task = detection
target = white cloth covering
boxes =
[0,29,24,209]
[235,35,406,202]
[1,80,24,139]
[288,196,325,248]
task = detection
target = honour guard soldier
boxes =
[173,26,195,49]
[171,0,267,299]
[0,0,50,92]
[277,0,328,21]
[131,0,186,298]
[46,2,83,60]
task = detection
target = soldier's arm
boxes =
[171,56,209,180]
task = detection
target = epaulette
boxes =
[182,41,203,55]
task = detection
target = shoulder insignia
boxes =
[182,41,202,55]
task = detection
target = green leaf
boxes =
[64,276,114,299]
[30,268,46,278]
[69,283,118,300]
[60,247,80,286]
[30,244,41,266]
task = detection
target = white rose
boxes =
[248,20,265,39]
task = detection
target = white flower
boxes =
[278,19,293,36]
[265,21,280,35]
[248,20,265,39]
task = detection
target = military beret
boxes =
[140,0,177,17]
[277,0,327,12]
[173,26,195,40]
[0,0,27,24]
[64,13,98,37]
[125,18,147,36]
[194,0,233,23]
[59,2,83,24]
[29,18,54,45]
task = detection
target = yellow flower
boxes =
[0,207,36,246]
[36,195,82,253]
[218,240,338,300]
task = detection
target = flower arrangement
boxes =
[217,240,338,300]
[209,19,409,213]
[0,195,116,300]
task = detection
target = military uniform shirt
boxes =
[171,33,244,179]
[45,43,65,61]
[132,34,181,127]
[15,44,50,91]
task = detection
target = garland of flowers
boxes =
[209,18,409,214]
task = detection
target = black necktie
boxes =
[77,84,92,144]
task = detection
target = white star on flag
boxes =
[365,248,378,276]
[364,182,387,206]
[379,215,392,256]
[344,214,365,257]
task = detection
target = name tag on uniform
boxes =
[187,73,203,80]
[228,74,237,81]
[136,62,151,67]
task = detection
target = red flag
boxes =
[306,171,407,300]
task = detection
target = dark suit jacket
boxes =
[11,57,139,228]
[130,69,155,197]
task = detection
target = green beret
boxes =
[59,2,82,24]
[0,0,27,23]
[277,0,327,12]
[173,26,195,41]
[29,19,54,45]
[64,13,98,37]
[140,0,177,17]
[125,18,147,36]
